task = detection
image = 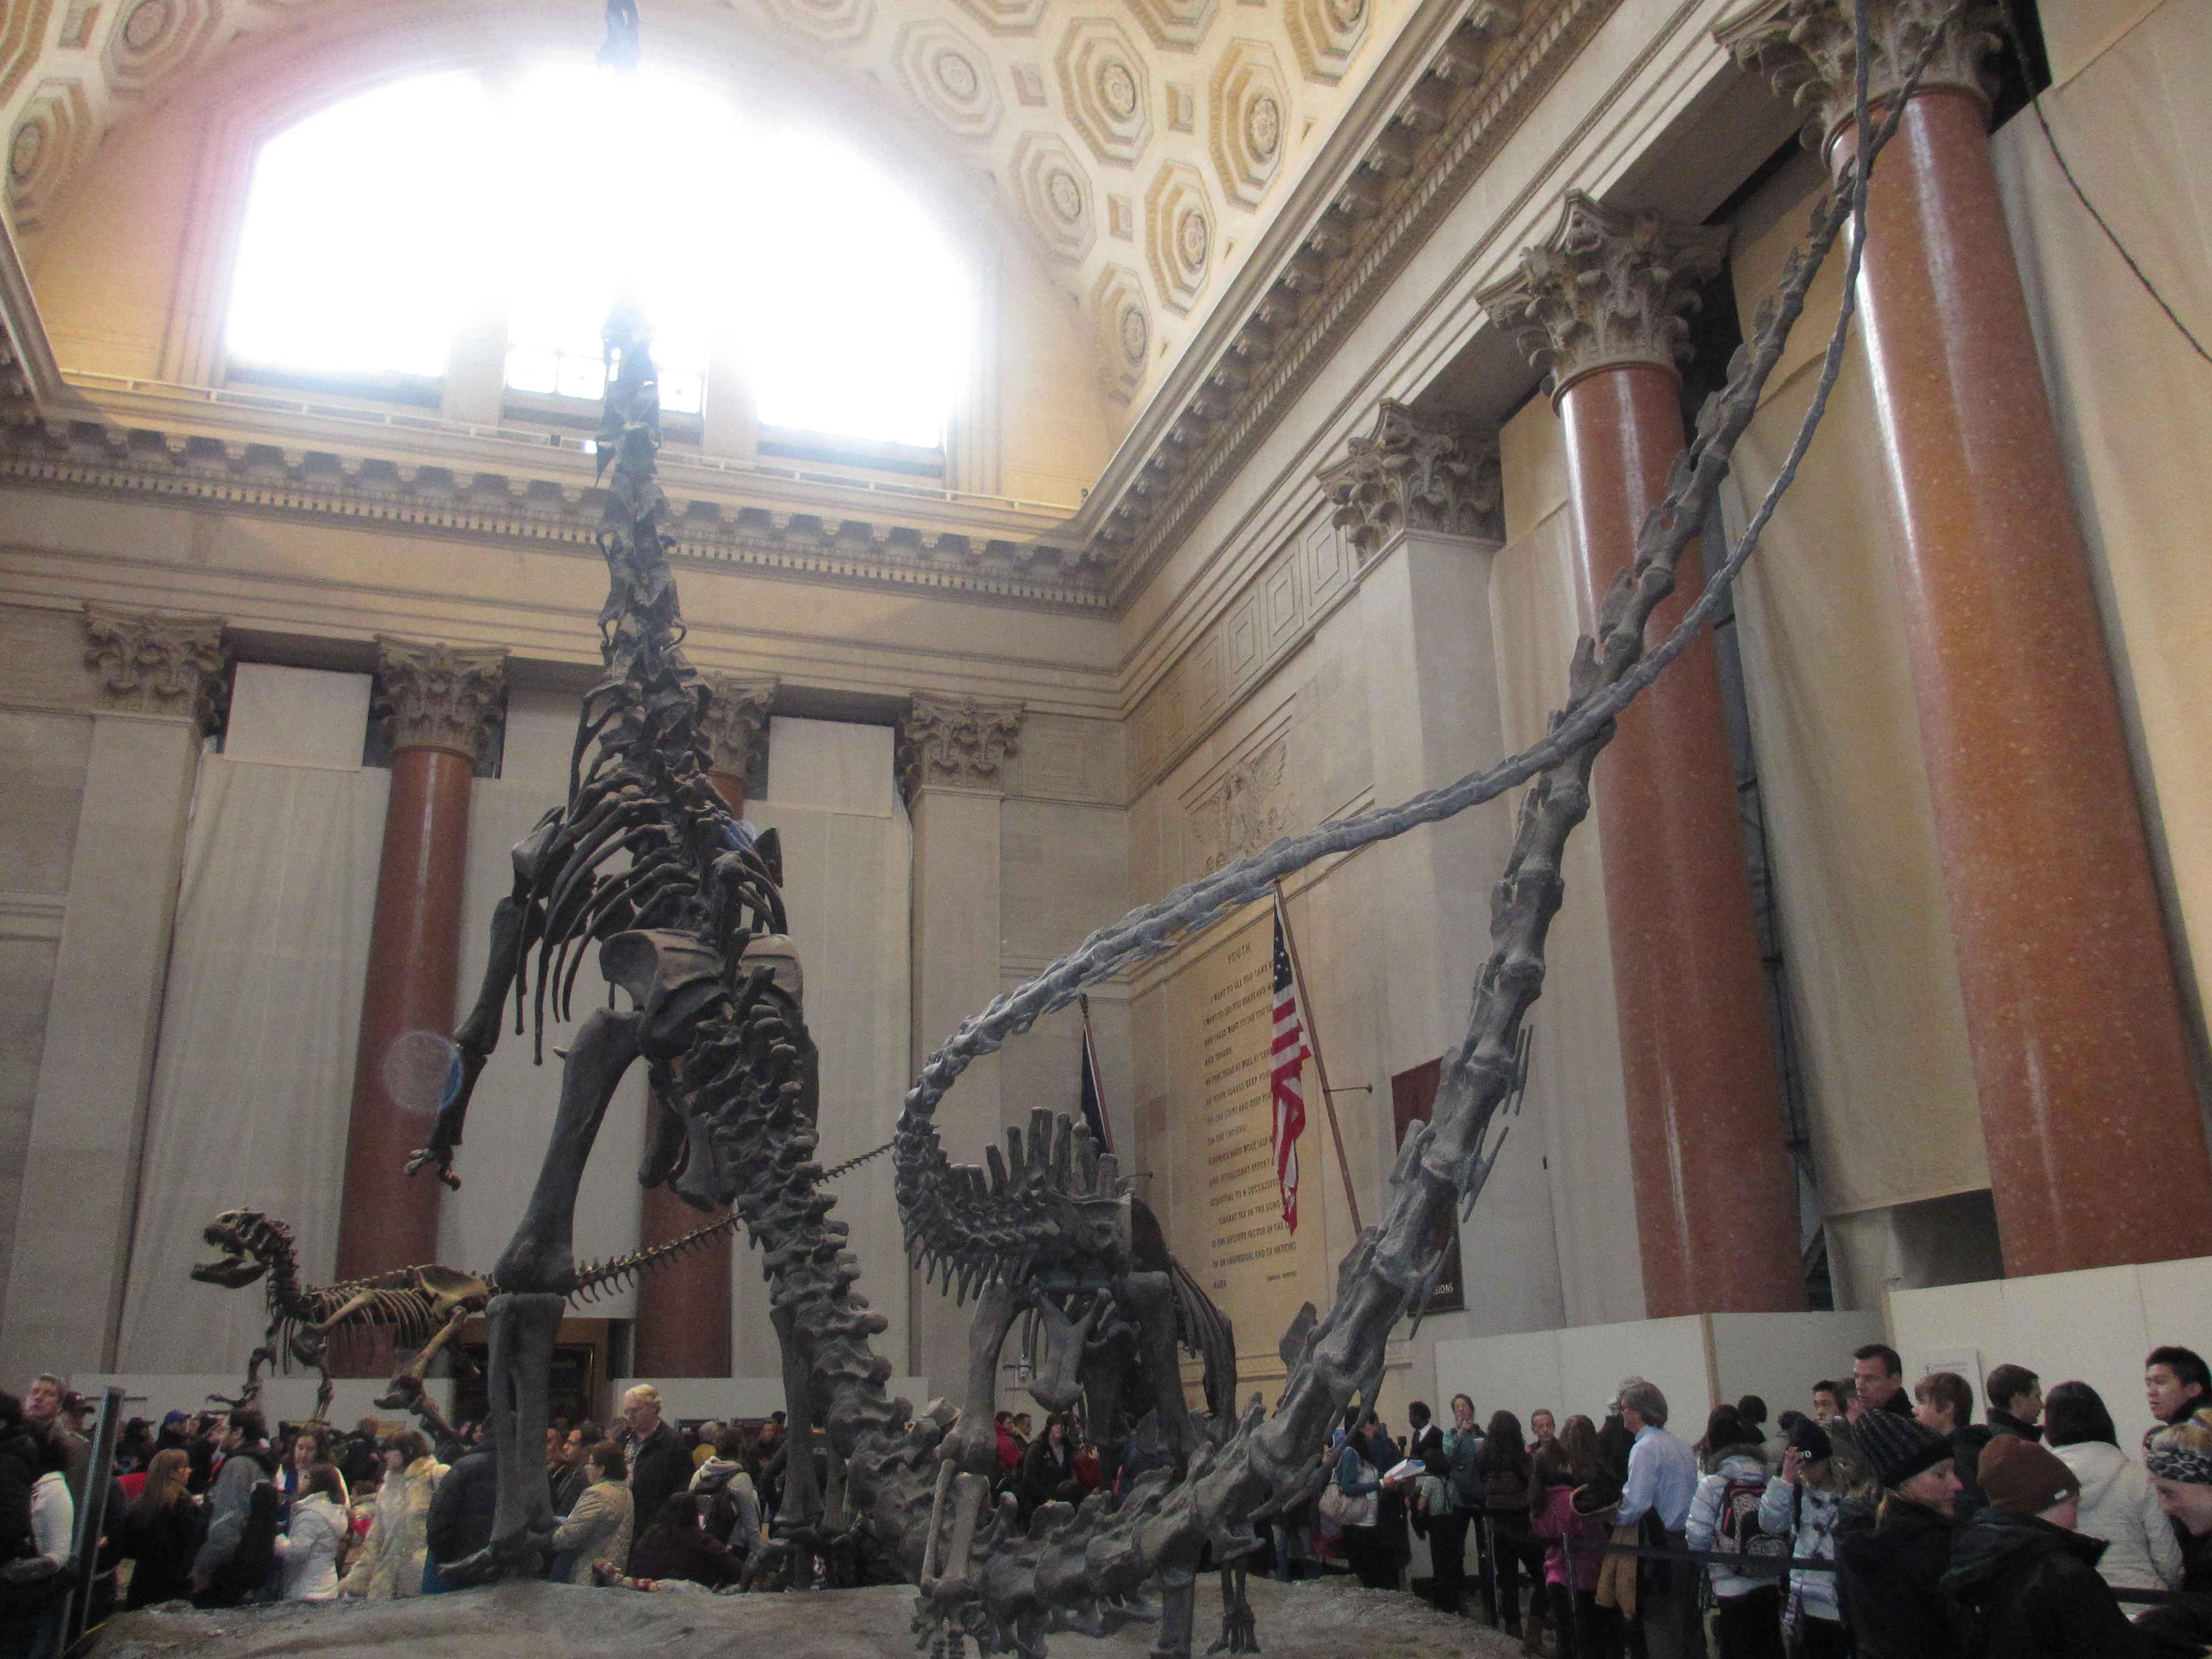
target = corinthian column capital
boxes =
[1316,399,1503,559]
[1715,0,2002,150]
[373,635,508,762]
[1478,192,1729,399]
[698,674,778,780]
[81,603,228,733]
[899,691,1025,800]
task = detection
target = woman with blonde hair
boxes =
[108,1447,197,1609]
[338,1430,444,1599]
[549,1441,633,1585]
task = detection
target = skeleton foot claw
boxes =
[405,1146,462,1191]
[440,1531,539,1587]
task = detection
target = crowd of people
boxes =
[1289,1342,2212,1658]
[15,1342,2212,1657]
[0,1379,817,1659]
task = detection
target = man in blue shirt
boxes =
[1615,1379,1699,1659]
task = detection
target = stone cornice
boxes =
[81,601,228,732]
[1477,190,1729,396]
[1071,0,1618,605]
[1714,0,2001,150]
[3,384,1108,612]
[0,218,59,428]
[899,690,1025,800]
[1316,399,1503,556]
[373,634,508,761]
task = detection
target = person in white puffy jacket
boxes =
[1759,1417,1850,1657]
[2043,1380,2181,1593]
[276,1466,349,1601]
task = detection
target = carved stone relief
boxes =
[899,690,1026,798]
[80,602,227,732]
[1057,15,1152,166]
[1717,0,2001,148]
[1144,161,1213,315]
[698,674,778,781]
[1314,399,1503,557]
[102,0,216,96]
[372,635,508,763]
[1013,131,1096,265]
[1188,737,1287,872]
[896,17,1004,139]
[764,0,877,47]
[7,77,86,230]
[1285,0,1369,84]
[1477,191,1729,396]
[1128,0,1217,54]
[1090,263,1153,403]
[951,0,1047,35]
[1209,38,1287,208]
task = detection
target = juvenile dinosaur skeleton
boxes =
[189,1203,754,1426]
[390,0,1939,1646]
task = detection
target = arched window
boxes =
[225,64,974,453]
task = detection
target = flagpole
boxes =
[1272,879,1362,1234]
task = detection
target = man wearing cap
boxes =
[1942,1435,2150,1657]
[1833,1410,1966,1658]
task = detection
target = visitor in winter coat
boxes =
[107,1448,198,1610]
[1833,1411,1967,1659]
[338,1433,444,1599]
[1758,1416,1848,1659]
[548,1441,633,1586]
[1530,1434,1610,1659]
[625,1492,746,1588]
[1941,1435,2152,1659]
[689,1428,761,1556]
[2043,1380,2182,1594]
[422,1442,498,1587]
[275,1467,348,1601]
[1684,1409,1781,1659]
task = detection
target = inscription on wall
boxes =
[1166,906,1310,1369]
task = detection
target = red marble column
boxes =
[1823,85,2212,1273]
[335,639,506,1371]
[1484,195,1804,1316]
[628,675,770,1378]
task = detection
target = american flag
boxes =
[1271,889,1312,1232]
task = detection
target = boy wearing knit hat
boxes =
[1942,1436,2148,1658]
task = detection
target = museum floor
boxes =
[88,1577,1526,1659]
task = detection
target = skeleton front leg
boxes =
[409,890,535,1189]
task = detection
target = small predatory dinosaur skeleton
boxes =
[190,1205,743,1428]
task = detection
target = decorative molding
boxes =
[80,601,226,731]
[3,415,1109,612]
[899,689,1025,798]
[372,634,508,761]
[1128,0,1218,54]
[1715,0,2001,149]
[0,891,66,942]
[1314,398,1501,555]
[7,77,90,233]
[1089,264,1154,404]
[1285,0,1372,85]
[1475,189,1728,397]
[698,674,778,779]
[1075,0,1607,603]
[894,16,1004,141]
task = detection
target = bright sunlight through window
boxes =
[226,65,974,450]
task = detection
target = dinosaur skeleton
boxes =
[189,1203,757,1427]
[383,0,1938,1646]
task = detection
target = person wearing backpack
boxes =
[688,1426,761,1559]
[1685,1407,1783,1659]
[1757,1416,1848,1659]
[189,1407,278,1609]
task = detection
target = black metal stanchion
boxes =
[62,1385,124,1650]
[1562,1531,1583,1659]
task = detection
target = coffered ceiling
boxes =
[0,0,1418,427]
